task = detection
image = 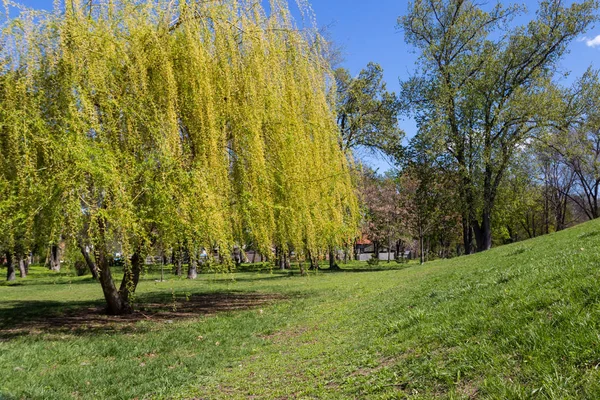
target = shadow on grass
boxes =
[0,276,100,287]
[318,264,414,273]
[0,291,286,341]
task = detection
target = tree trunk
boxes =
[473,210,492,253]
[187,249,198,279]
[6,252,15,281]
[24,254,30,274]
[462,215,474,255]
[78,241,99,279]
[95,243,125,315]
[17,254,26,278]
[328,248,340,270]
[373,241,380,260]
[275,246,287,270]
[419,229,424,265]
[49,244,61,271]
[118,251,143,313]
[174,246,183,277]
[308,250,319,270]
[92,218,135,315]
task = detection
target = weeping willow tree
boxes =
[0,0,358,314]
[0,7,67,281]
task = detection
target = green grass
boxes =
[1,220,600,399]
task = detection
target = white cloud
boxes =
[585,35,600,48]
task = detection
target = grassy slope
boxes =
[0,219,599,399]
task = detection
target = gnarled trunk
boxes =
[95,244,124,315]
[93,219,141,315]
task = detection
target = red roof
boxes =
[356,235,372,245]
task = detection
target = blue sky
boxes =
[306,0,600,170]
[12,0,600,171]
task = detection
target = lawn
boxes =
[1,219,600,399]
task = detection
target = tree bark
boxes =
[49,244,61,271]
[78,241,99,279]
[473,209,492,252]
[419,229,424,265]
[95,242,124,315]
[92,218,135,315]
[307,250,319,270]
[187,249,198,279]
[17,254,26,278]
[118,251,143,313]
[328,248,340,270]
[6,252,15,281]
[24,255,30,274]
[462,215,474,255]
[174,246,183,277]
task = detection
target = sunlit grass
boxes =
[1,220,600,399]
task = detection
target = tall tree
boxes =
[0,0,359,312]
[400,133,460,263]
[359,168,405,261]
[545,68,600,221]
[335,63,404,158]
[400,0,598,252]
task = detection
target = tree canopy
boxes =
[0,0,359,313]
[400,0,598,253]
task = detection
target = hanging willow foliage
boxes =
[0,0,358,312]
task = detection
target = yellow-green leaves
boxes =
[0,0,358,262]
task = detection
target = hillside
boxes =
[1,219,600,399]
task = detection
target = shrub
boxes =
[367,254,380,266]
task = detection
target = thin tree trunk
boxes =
[18,254,26,278]
[24,256,30,275]
[174,246,183,277]
[78,241,99,279]
[6,252,15,281]
[419,228,424,265]
[118,251,143,313]
[328,247,340,270]
[187,248,197,279]
[308,250,319,270]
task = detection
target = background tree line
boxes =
[2,0,600,312]
[351,0,599,263]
